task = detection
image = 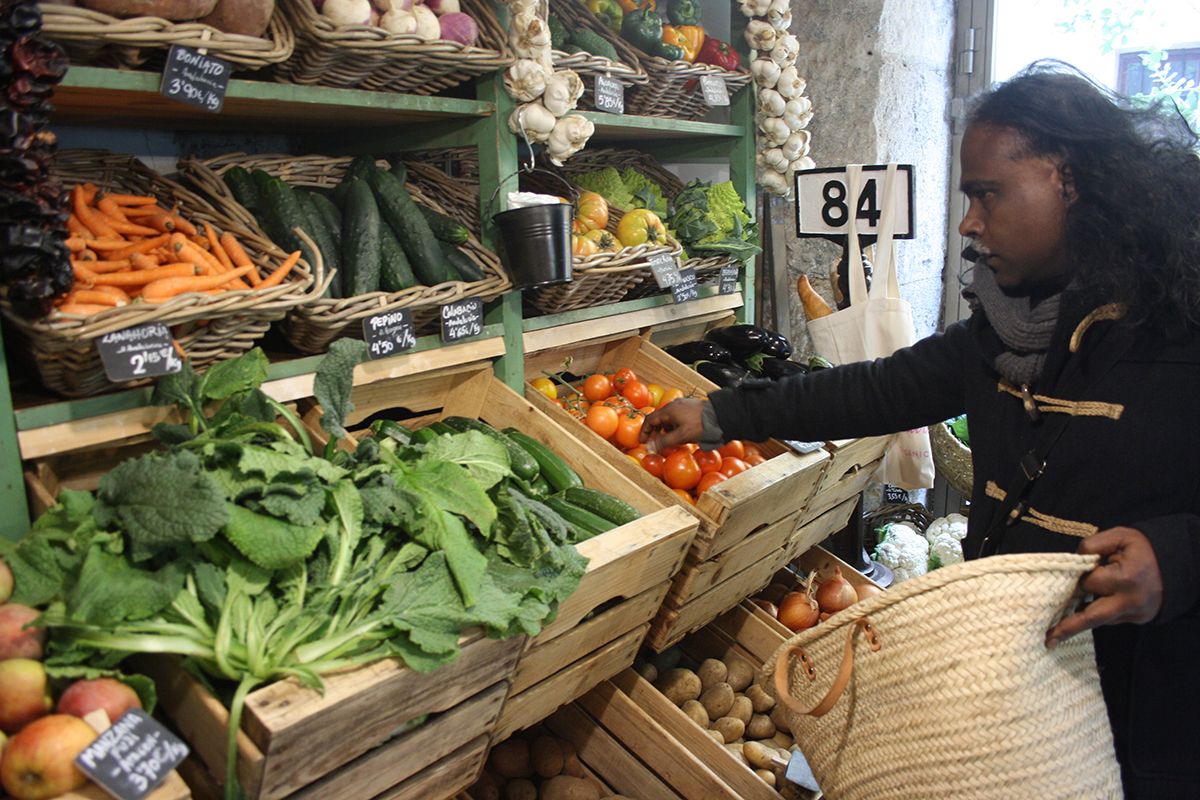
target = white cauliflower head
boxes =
[925,513,969,543]
[928,532,964,570]
[873,521,929,583]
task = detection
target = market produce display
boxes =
[755,562,882,633]
[666,179,760,262]
[872,512,967,583]
[315,0,479,44]
[475,731,638,800]
[663,323,812,388]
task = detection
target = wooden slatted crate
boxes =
[800,437,889,525]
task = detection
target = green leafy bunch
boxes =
[667,179,762,262]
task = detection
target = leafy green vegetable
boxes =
[313,339,369,440]
[222,506,325,570]
[947,415,970,447]
[667,179,762,262]
[574,167,635,210]
[620,168,668,217]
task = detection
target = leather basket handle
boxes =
[774,619,882,718]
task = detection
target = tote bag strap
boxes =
[774,619,882,717]
[844,164,870,307]
[868,163,901,301]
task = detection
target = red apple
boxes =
[0,659,52,735]
[0,714,97,800]
[0,605,45,661]
[57,678,142,725]
[0,559,12,604]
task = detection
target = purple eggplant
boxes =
[761,331,794,359]
[696,361,749,387]
[760,357,807,380]
[704,324,770,358]
[665,340,735,365]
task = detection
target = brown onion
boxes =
[814,567,858,614]
[777,591,820,632]
[751,598,779,617]
[855,583,884,602]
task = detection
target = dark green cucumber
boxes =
[440,241,484,282]
[511,475,549,500]
[250,169,275,204]
[223,166,259,212]
[427,420,457,437]
[259,178,319,288]
[561,486,641,525]
[503,429,583,492]
[341,180,381,295]
[379,223,418,291]
[442,416,539,480]
[389,161,408,182]
[308,192,343,250]
[531,474,553,497]
[367,169,453,287]
[411,427,439,445]
[510,487,572,544]
[417,205,470,245]
[297,191,341,298]
[545,496,617,537]
[369,419,413,445]
[333,154,378,207]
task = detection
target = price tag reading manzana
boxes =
[75,708,189,800]
[671,268,699,304]
[362,309,417,359]
[718,264,740,295]
[440,297,484,343]
[97,323,183,383]
[700,75,730,106]
[649,252,681,288]
[594,75,625,114]
[160,45,230,113]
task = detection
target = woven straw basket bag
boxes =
[763,553,1122,799]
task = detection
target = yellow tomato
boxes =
[531,376,557,400]
[646,382,665,406]
[572,191,610,234]
[572,234,599,257]
[584,228,621,253]
[616,208,668,248]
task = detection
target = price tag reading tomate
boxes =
[718,264,739,295]
[97,323,183,383]
[671,268,699,304]
[649,252,681,288]
[439,297,484,343]
[160,45,230,113]
[362,309,417,360]
[793,164,915,239]
[594,75,624,114]
[700,75,730,106]
[75,709,189,800]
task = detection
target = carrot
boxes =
[72,259,132,274]
[258,251,300,289]
[144,213,179,234]
[88,285,131,303]
[220,232,260,286]
[169,213,198,236]
[77,249,97,261]
[170,233,224,276]
[85,238,140,252]
[72,262,99,285]
[205,225,234,271]
[65,236,88,253]
[79,184,99,204]
[141,265,254,303]
[92,264,198,286]
[66,215,93,238]
[100,217,159,237]
[108,233,169,261]
[58,303,111,316]
[97,196,130,223]
[131,253,161,271]
[105,193,159,207]
[68,289,125,307]
[72,186,118,238]
[122,204,170,218]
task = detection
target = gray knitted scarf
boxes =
[962,264,1062,386]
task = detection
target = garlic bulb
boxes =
[508,102,557,143]
[770,34,799,66]
[766,0,788,18]
[504,59,549,102]
[759,116,790,147]
[776,65,805,99]
[767,8,791,31]
[758,87,785,117]
[762,147,788,172]
[744,20,777,53]
[510,9,551,58]
[757,166,789,196]
[781,130,811,161]
[547,115,595,165]
[792,155,816,171]
[542,69,584,116]
[738,0,770,18]
[751,57,780,89]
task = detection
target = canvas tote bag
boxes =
[805,163,935,488]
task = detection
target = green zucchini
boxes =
[510,487,572,544]
[511,475,549,500]
[308,192,343,250]
[259,178,319,289]
[250,169,275,204]
[418,205,470,245]
[390,161,408,182]
[531,474,553,497]
[545,496,617,537]
[223,166,259,212]
[368,169,454,287]
[411,427,439,445]
[341,180,382,295]
[297,191,342,299]
[333,154,378,207]
[440,241,484,282]
[503,429,583,492]
[561,486,641,525]
[442,416,539,480]
[369,419,412,445]
[427,420,457,437]
[379,223,418,292]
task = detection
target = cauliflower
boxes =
[925,513,968,542]
[873,521,929,583]
[928,532,964,570]
[702,181,752,243]
[619,168,668,217]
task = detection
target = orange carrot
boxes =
[131,253,161,270]
[72,262,99,285]
[65,236,88,253]
[85,238,139,252]
[72,186,118,238]
[100,217,158,237]
[122,204,171,218]
[169,213,198,236]
[170,233,224,276]
[68,289,125,307]
[79,184,99,204]
[144,213,179,234]
[92,264,198,286]
[205,224,234,271]
[221,233,260,286]
[58,303,111,316]
[258,251,300,289]
[72,259,132,274]
[77,249,97,261]
[108,233,170,261]
[105,193,159,206]
[97,196,130,223]
[66,215,93,238]
[88,284,131,303]
[141,265,254,303]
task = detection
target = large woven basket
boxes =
[931,419,974,497]
[272,0,510,93]
[38,2,294,71]
[179,152,510,354]
[546,0,647,111]
[764,553,1122,799]
[0,150,318,397]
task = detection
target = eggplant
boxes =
[704,324,771,358]
[696,361,749,388]
[760,357,808,380]
[665,340,735,365]
[761,331,794,359]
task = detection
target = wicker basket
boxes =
[546,5,648,113]
[930,420,973,497]
[38,2,294,71]
[272,0,510,93]
[178,152,510,354]
[766,553,1121,800]
[0,150,317,397]
[552,0,749,120]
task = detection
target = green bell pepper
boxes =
[653,40,686,61]
[667,0,701,26]
[621,8,663,54]
[586,0,624,34]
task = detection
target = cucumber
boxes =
[561,486,641,525]
[341,180,382,295]
[297,191,342,299]
[545,496,617,537]
[418,205,470,245]
[379,223,418,291]
[503,429,583,492]
[369,419,412,445]
[532,474,552,497]
[440,241,484,282]
[308,192,343,250]
[442,416,539,480]
[368,169,454,287]
[250,169,275,204]
[390,161,408,182]
[427,420,457,437]
[411,427,439,445]
[511,475,549,500]
[223,166,259,212]
[333,154,378,207]
[259,178,319,288]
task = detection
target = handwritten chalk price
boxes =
[594,75,625,114]
[96,323,183,383]
[75,709,188,800]
[649,252,682,289]
[671,268,699,304]
[363,309,417,359]
[718,265,739,295]
[160,45,230,113]
[700,75,729,106]
[440,297,484,343]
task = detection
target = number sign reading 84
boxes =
[793,164,914,239]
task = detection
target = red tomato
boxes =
[583,373,612,402]
[743,442,764,460]
[672,488,695,505]
[621,379,651,409]
[612,367,638,390]
[614,410,646,450]
[642,453,666,478]
[694,471,728,496]
[745,453,767,466]
[664,451,702,491]
[718,440,746,460]
[586,404,619,439]
[639,405,656,416]
[694,449,723,474]
[719,456,749,477]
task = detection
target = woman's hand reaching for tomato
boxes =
[642,397,707,451]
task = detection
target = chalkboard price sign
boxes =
[160,45,231,113]
[363,309,417,359]
[594,75,625,114]
[96,323,183,383]
[440,297,484,343]
[718,264,739,295]
[672,268,699,304]
[648,252,681,289]
[75,708,189,800]
[700,75,730,107]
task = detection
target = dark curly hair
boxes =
[968,60,1200,338]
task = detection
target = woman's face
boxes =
[958,123,1075,295]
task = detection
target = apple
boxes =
[0,605,45,661]
[0,714,97,800]
[0,659,52,735]
[0,558,12,604]
[57,678,142,725]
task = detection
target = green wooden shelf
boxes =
[581,111,743,141]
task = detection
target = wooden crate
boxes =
[800,436,889,524]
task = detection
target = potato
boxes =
[635,661,658,683]
[772,731,794,750]
[706,729,726,743]
[747,683,775,713]
[747,713,776,740]
[729,695,753,725]
[724,743,749,764]
[770,701,791,730]
[725,660,754,692]
[197,0,274,37]
[531,736,565,778]
[77,0,216,19]
[743,741,776,770]
[541,775,601,800]
[656,668,702,706]
[755,769,777,787]
[697,658,728,690]
[650,647,683,674]
[713,716,746,744]
[699,682,734,719]
[681,699,710,728]
[472,769,503,800]
[505,778,538,800]
[489,738,533,779]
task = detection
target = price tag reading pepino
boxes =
[718,264,740,295]
[793,164,915,239]
[75,708,189,800]
[700,74,730,106]
[440,297,484,343]
[97,323,183,383]
[594,75,625,114]
[672,268,699,304]
[362,309,417,360]
[160,45,230,113]
[649,252,681,288]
